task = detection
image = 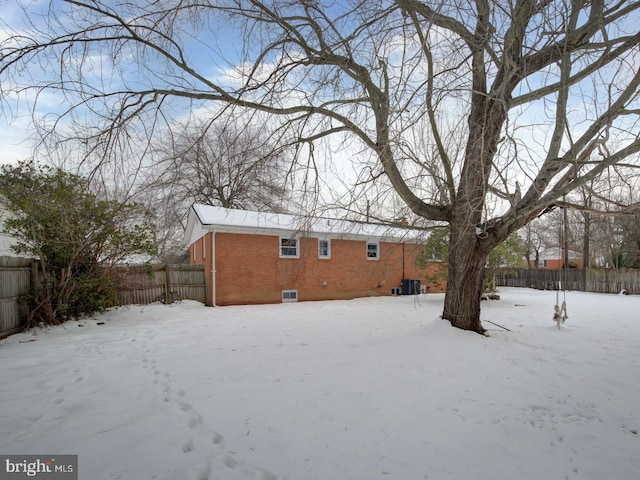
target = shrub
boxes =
[0,162,156,327]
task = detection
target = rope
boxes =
[553,202,570,329]
[553,299,569,329]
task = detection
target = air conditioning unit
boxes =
[401,279,421,295]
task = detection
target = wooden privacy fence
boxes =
[0,260,207,338]
[0,256,34,338]
[496,268,640,295]
[110,264,207,306]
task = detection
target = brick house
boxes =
[185,204,446,306]
[528,247,584,269]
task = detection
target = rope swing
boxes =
[553,284,568,329]
[553,200,569,329]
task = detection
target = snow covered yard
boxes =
[0,287,639,480]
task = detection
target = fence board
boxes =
[0,257,33,338]
[166,265,207,304]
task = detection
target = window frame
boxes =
[366,241,380,260]
[281,289,298,302]
[318,238,331,259]
[279,236,300,258]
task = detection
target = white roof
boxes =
[185,204,426,245]
[0,205,30,258]
[541,247,582,261]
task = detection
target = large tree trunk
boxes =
[440,31,505,334]
[442,231,489,334]
[442,192,496,334]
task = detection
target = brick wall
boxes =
[191,232,446,306]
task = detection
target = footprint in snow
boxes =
[182,440,195,453]
[196,462,212,480]
[222,455,237,468]
[259,468,278,480]
[211,431,224,445]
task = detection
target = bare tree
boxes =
[149,118,290,212]
[522,220,546,268]
[137,117,291,257]
[2,1,640,333]
[133,183,191,261]
[567,169,640,267]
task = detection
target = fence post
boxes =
[30,259,38,290]
[164,265,172,304]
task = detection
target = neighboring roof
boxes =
[185,204,428,245]
[540,247,582,261]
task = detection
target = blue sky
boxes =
[1,0,638,217]
[0,1,61,163]
[0,0,234,164]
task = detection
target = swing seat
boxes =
[553,301,568,328]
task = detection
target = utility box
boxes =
[401,279,421,295]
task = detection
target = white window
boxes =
[282,290,298,302]
[366,241,380,260]
[318,239,331,259]
[280,237,299,258]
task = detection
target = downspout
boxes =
[402,242,405,279]
[211,230,217,306]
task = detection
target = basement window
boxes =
[280,237,299,258]
[282,290,298,302]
